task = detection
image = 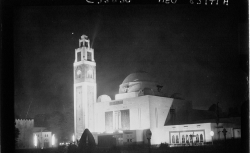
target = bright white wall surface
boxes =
[148,96,173,144]
[149,96,173,129]
[95,95,173,137]
[95,96,151,132]
[95,95,174,132]
[74,82,96,138]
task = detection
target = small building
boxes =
[33,130,53,148]
[15,119,56,149]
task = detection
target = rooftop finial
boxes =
[79,34,90,48]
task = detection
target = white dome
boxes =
[122,71,155,84]
[97,95,111,102]
[119,71,162,94]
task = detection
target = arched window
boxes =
[172,135,175,143]
[186,135,189,143]
[200,134,203,142]
[176,135,179,143]
[189,135,193,143]
[196,134,199,143]
[182,135,185,143]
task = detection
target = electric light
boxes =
[210,131,214,136]
[34,134,37,147]
[210,131,214,145]
[52,134,55,146]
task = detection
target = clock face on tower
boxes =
[74,65,95,83]
[77,70,82,78]
[75,66,82,79]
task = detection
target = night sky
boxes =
[14,2,248,119]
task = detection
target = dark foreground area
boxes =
[15,139,244,153]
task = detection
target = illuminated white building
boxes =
[73,35,241,145]
[33,130,52,148]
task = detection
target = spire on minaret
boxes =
[79,35,90,48]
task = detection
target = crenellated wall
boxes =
[15,119,34,148]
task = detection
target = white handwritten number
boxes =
[171,0,177,3]
[223,0,228,5]
[190,0,194,4]
[120,0,130,3]
[209,0,216,5]
[86,0,94,3]
[197,0,201,4]
[159,0,177,3]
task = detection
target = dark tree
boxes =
[78,129,96,153]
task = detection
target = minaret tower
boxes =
[74,35,96,140]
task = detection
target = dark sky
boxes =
[14,3,248,118]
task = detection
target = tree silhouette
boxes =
[78,129,96,153]
[208,103,222,126]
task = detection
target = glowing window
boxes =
[189,135,193,143]
[186,135,189,143]
[176,135,179,143]
[172,135,175,143]
[105,111,113,132]
[87,52,92,61]
[121,109,130,130]
[200,134,203,142]
[77,52,81,62]
[196,134,199,142]
[182,135,185,143]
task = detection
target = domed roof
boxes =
[97,95,112,102]
[122,71,155,84]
